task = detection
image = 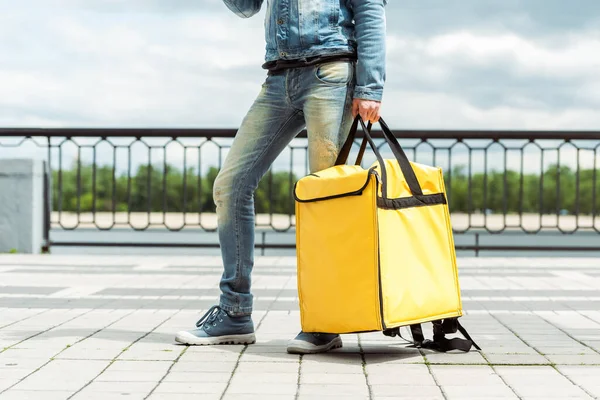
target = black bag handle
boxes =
[335,115,424,197]
[335,117,372,166]
[377,118,423,196]
[335,116,389,197]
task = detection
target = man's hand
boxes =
[352,98,382,123]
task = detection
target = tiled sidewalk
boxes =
[1,255,600,399]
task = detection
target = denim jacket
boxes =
[222,0,387,102]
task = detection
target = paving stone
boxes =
[478,345,538,354]
[484,353,550,365]
[300,360,364,374]
[94,369,167,382]
[236,361,299,374]
[580,386,600,397]
[366,364,437,386]
[79,381,157,393]
[0,369,32,381]
[364,352,426,364]
[244,345,288,354]
[2,255,600,398]
[153,381,228,394]
[535,347,598,355]
[55,347,122,360]
[437,397,518,400]
[495,366,591,398]
[223,395,296,400]
[373,397,444,400]
[298,383,369,396]
[163,372,231,383]
[178,349,241,362]
[430,365,503,386]
[107,360,172,372]
[230,372,298,384]
[425,351,489,365]
[0,378,18,391]
[441,384,516,399]
[170,361,237,373]
[11,359,110,391]
[117,348,181,361]
[370,384,444,398]
[239,352,299,363]
[557,365,600,376]
[298,395,369,400]
[0,390,76,399]
[301,373,366,385]
[148,394,221,400]
[72,390,148,400]
[546,354,600,365]
[227,381,298,395]
[517,394,593,400]
[582,340,600,351]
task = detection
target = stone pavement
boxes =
[1,255,600,400]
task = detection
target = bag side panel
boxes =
[439,167,463,315]
[297,179,382,333]
[378,168,462,328]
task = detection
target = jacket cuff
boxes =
[353,87,383,102]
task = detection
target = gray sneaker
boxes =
[287,331,343,354]
[175,305,256,346]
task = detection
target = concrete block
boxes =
[0,159,47,254]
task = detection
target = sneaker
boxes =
[287,331,343,354]
[175,305,256,346]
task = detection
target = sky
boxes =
[0,0,599,176]
[1,0,599,130]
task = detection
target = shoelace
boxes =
[195,305,223,328]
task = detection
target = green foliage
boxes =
[52,161,298,214]
[444,164,600,214]
[52,161,600,215]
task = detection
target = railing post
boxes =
[0,159,46,254]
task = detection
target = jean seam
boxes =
[314,62,353,87]
[230,108,303,304]
[338,81,354,151]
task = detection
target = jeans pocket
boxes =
[315,61,353,86]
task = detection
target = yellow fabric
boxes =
[295,157,463,333]
[296,166,382,333]
[373,159,448,198]
[374,159,462,327]
[294,164,371,201]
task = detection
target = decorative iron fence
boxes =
[1,128,599,252]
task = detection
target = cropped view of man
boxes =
[176,0,387,354]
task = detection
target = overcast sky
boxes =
[1,0,599,131]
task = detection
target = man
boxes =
[175,0,387,354]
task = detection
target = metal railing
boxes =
[1,128,599,252]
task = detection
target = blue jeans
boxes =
[214,61,356,316]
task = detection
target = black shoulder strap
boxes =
[456,320,481,351]
[407,318,481,352]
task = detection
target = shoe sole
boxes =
[174,331,256,346]
[286,336,343,354]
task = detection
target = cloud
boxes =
[386,0,600,38]
[422,31,600,79]
[0,0,599,135]
[0,5,267,127]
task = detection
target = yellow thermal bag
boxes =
[294,117,479,352]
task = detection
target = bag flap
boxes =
[294,165,373,202]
